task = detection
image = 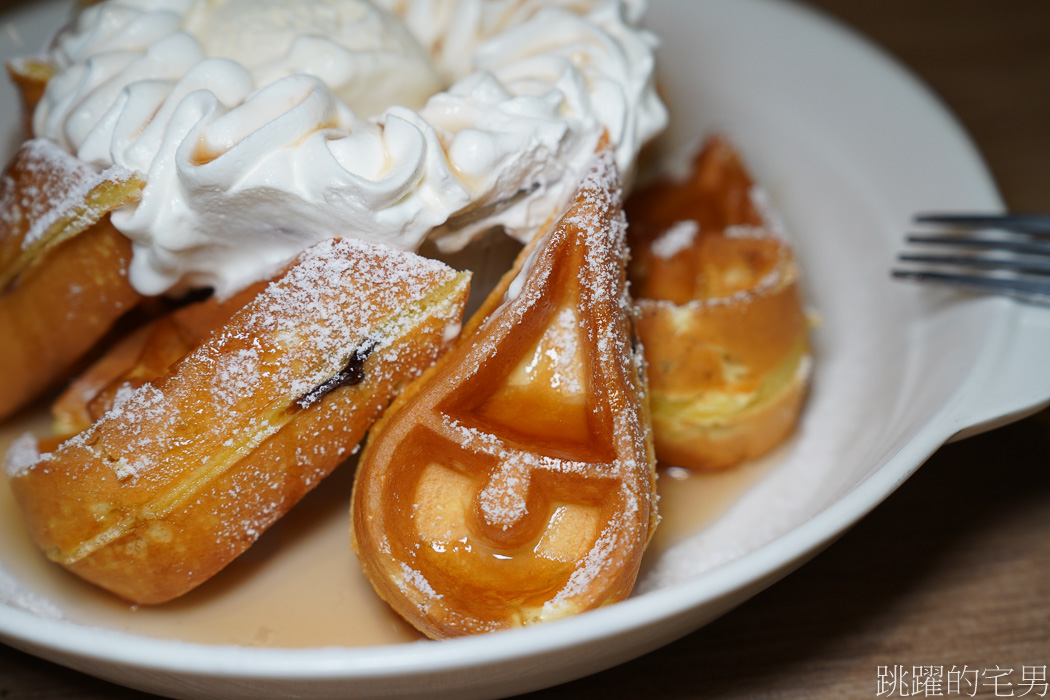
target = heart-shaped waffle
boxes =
[351,147,656,638]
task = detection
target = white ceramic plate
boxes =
[3,0,1050,698]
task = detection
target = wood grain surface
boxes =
[1,0,1048,698]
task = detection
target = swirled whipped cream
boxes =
[34,0,667,297]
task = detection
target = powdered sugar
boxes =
[637,225,797,312]
[0,138,137,254]
[100,384,176,480]
[397,561,442,601]
[38,238,459,486]
[650,219,698,259]
[476,460,531,530]
[748,185,790,240]
[0,566,65,621]
[2,433,43,478]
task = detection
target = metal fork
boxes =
[891,214,1050,306]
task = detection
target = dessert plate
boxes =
[3,0,1050,698]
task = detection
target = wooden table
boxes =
[2,0,1048,697]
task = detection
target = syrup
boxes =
[0,407,777,647]
[0,410,419,647]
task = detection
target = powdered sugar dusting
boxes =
[723,224,768,240]
[0,566,65,621]
[542,491,627,613]
[102,384,170,480]
[638,225,797,312]
[0,138,138,255]
[2,433,44,478]
[513,306,584,394]
[650,219,698,259]
[476,460,531,530]
[748,185,790,240]
[397,561,442,601]
[55,238,457,484]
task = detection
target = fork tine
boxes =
[895,213,1050,306]
[896,252,1050,275]
[890,269,1050,306]
[905,234,1050,256]
[915,213,1050,236]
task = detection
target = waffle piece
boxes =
[351,148,656,638]
[0,139,145,421]
[0,139,143,289]
[626,136,810,470]
[50,281,268,440]
[7,238,470,604]
[6,58,54,135]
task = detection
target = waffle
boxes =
[351,147,657,638]
[50,280,269,440]
[626,136,810,470]
[8,239,470,604]
[0,139,145,421]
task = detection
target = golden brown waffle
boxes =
[8,238,470,604]
[351,148,656,638]
[0,139,143,290]
[50,281,269,439]
[5,58,53,135]
[626,136,810,470]
[0,139,146,421]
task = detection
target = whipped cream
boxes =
[34,0,667,297]
[184,0,443,116]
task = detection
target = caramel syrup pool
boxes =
[0,408,779,647]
